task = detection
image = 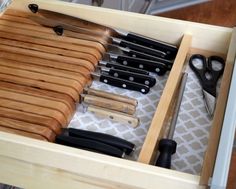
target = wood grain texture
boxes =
[227,151,236,189]
[159,0,236,27]
[200,28,236,185]
[138,34,192,164]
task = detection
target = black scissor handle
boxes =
[189,54,207,83]
[208,56,225,81]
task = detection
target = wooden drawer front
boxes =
[0,0,236,189]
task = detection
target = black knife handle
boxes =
[68,128,135,155]
[99,74,150,94]
[106,68,156,87]
[123,49,173,70]
[116,55,167,76]
[119,40,167,59]
[104,62,150,75]
[123,33,178,60]
[55,135,125,158]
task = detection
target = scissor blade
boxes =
[202,90,216,117]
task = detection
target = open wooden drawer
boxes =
[0,0,236,188]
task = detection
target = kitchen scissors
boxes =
[189,54,225,117]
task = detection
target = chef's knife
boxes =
[55,135,125,158]
[28,4,178,60]
[91,72,150,94]
[67,128,135,155]
[28,14,168,59]
[99,67,156,87]
[103,53,168,75]
[99,60,150,75]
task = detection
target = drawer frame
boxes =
[0,0,236,188]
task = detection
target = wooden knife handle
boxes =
[85,88,138,107]
[87,105,139,128]
[83,94,136,115]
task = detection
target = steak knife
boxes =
[99,67,156,87]
[91,72,150,94]
[103,53,168,75]
[28,4,178,59]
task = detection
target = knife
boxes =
[55,134,125,158]
[107,45,174,70]
[103,53,168,75]
[91,72,150,94]
[85,105,140,128]
[99,67,156,87]
[99,60,150,75]
[84,87,138,107]
[81,94,136,115]
[67,128,135,155]
[28,14,168,59]
[28,4,178,60]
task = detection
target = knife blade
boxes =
[28,15,168,59]
[99,67,156,87]
[91,72,150,94]
[67,128,135,155]
[99,60,150,75]
[28,4,178,60]
[103,53,168,75]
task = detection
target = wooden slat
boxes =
[0,89,73,122]
[0,44,93,72]
[0,57,89,87]
[138,34,192,164]
[0,19,106,53]
[0,127,48,141]
[0,31,101,61]
[0,98,67,127]
[0,117,56,141]
[200,28,236,185]
[0,73,80,101]
[0,65,82,95]
[0,81,75,113]
[0,51,91,78]
[0,38,97,68]
[1,14,39,25]
[0,106,62,135]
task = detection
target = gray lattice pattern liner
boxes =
[69,63,217,175]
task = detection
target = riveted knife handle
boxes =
[99,74,150,94]
[68,128,135,155]
[106,68,156,87]
[119,40,166,59]
[56,135,125,158]
[102,62,150,75]
[83,94,136,115]
[87,105,140,128]
[116,55,167,76]
[123,33,178,60]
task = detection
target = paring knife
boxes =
[99,67,156,87]
[28,4,178,60]
[103,53,168,75]
[99,60,150,76]
[85,105,140,128]
[28,13,169,59]
[67,128,135,155]
[91,72,150,94]
[84,87,138,107]
[55,135,125,158]
[81,94,136,115]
